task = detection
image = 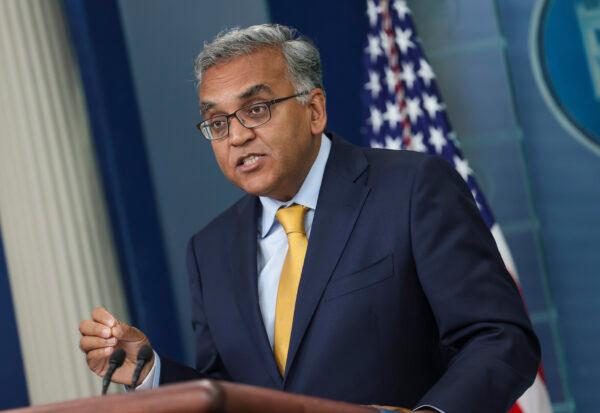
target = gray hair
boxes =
[194,24,323,103]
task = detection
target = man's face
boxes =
[199,47,326,201]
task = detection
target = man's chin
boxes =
[234,172,293,200]
[240,183,292,202]
[238,181,272,198]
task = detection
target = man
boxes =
[79,24,540,412]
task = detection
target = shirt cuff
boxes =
[124,351,161,391]
[413,405,445,413]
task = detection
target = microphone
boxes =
[101,348,126,395]
[130,345,153,389]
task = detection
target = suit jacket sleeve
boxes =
[410,156,540,412]
[160,236,231,384]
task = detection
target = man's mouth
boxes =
[242,155,261,166]
[237,154,265,166]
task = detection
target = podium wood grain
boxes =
[1,380,409,413]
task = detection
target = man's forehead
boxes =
[199,50,293,113]
[200,49,287,90]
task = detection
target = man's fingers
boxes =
[111,322,142,342]
[86,347,113,376]
[91,306,117,328]
[79,319,112,339]
[79,336,117,353]
[86,347,113,362]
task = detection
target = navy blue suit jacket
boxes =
[161,134,540,413]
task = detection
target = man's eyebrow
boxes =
[199,84,272,116]
[238,84,273,100]
[199,102,215,116]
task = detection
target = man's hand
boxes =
[79,307,154,385]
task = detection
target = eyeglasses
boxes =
[196,91,309,140]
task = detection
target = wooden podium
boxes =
[1,380,410,413]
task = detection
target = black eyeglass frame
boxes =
[196,91,309,141]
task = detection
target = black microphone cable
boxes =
[130,345,154,389]
[101,348,126,395]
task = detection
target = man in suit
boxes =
[79,24,540,412]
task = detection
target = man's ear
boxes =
[308,89,327,135]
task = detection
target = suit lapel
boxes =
[284,137,370,380]
[229,195,283,387]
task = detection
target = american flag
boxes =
[360,1,553,412]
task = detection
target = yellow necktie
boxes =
[273,204,309,375]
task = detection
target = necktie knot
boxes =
[275,204,308,236]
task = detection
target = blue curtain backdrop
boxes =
[0,233,29,409]
[267,0,369,145]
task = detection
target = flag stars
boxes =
[393,0,411,20]
[453,155,473,182]
[395,27,415,54]
[365,70,382,98]
[379,30,393,54]
[368,106,384,134]
[405,97,423,123]
[400,62,416,89]
[366,0,381,27]
[384,67,400,93]
[422,93,445,119]
[383,100,403,129]
[365,34,382,62]
[370,140,384,149]
[385,136,402,150]
[428,126,446,154]
[417,58,435,86]
[409,132,427,152]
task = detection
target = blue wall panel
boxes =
[497,0,600,411]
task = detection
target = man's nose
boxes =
[228,116,255,146]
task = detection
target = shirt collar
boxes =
[259,133,332,238]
